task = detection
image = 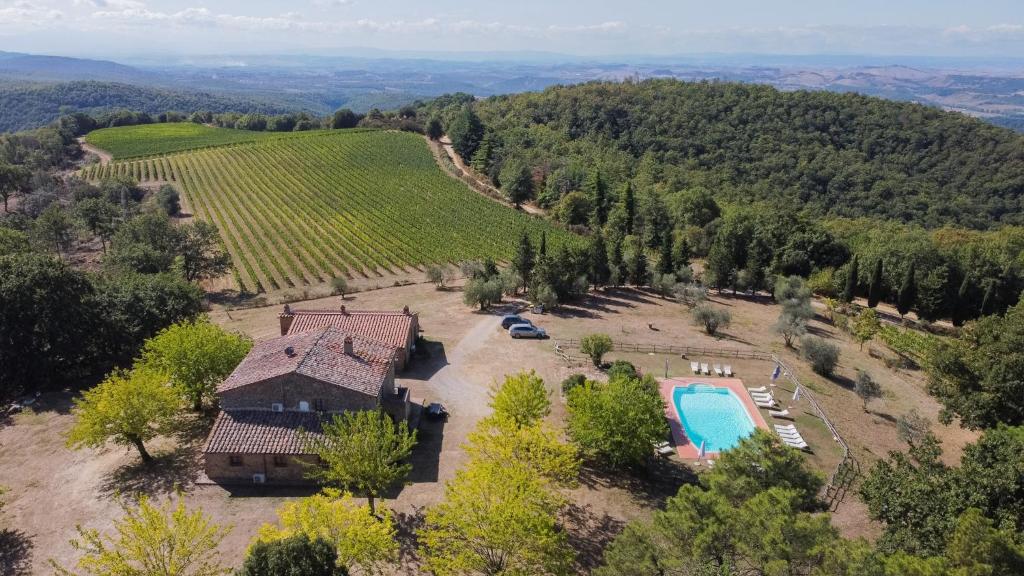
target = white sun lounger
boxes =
[751,392,774,402]
[713,364,723,376]
[774,424,798,432]
[701,363,710,375]
[768,409,792,419]
[783,438,809,450]
[755,399,778,408]
[747,386,768,393]
[724,365,733,377]
[691,361,700,374]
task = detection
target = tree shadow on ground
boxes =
[561,502,626,573]
[403,340,448,381]
[0,529,34,576]
[578,458,696,509]
[97,443,203,499]
[393,508,426,568]
[602,288,659,306]
[404,413,444,485]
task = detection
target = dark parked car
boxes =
[500,314,532,329]
[426,402,448,421]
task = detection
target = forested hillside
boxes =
[444,80,1024,229]
[0,81,298,133]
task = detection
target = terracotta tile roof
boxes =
[284,308,415,351]
[218,327,397,397]
[202,410,324,454]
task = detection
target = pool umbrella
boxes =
[792,385,802,402]
[697,440,706,461]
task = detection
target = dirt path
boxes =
[428,136,546,216]
[77,138,112,165]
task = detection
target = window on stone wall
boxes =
[273,456,288,468]
[229,455,243,467]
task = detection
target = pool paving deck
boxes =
[659,376,771,459]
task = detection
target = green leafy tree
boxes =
[867,259,885,307]
[33,203,75,257]
[466,415,580,488]
[628,243,649,286]
[657,232,674,275]
[854,370,882,412]
[589,231,611,289]
[463,277,503,310]
[239,535,344,576]
[254,489,397,574]
[896,410,931,448]
[73,197,119,252]
[916,265,949,322]
[447,104,485,160]
[566,377,668,469]
[51,496,230,576]
[853,308,881,350]
[800,335,840,377]
[489,370,551,429]
[499,158,533,207]
[176,221,232,282]
[330,276,348,298]
[139,317,252,411]
[580,333,613,367]
[425,116,444,140]
[66,367,179,463]
[300,410,417,515]
[897,262,917,318]
[691,303,731,336]
[330,108,359,129]
[928,301,1024,428]
[606,360,639,383]
[155,184,181,216]
[0,163,30,212]
[419,460,572,576]
[842,256,859,303]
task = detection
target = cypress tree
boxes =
[657,232,674,275]
[897,262,916,317]
[867,259,884,308]
[952,274,972,326]
[538,231,547,258]
[675,236,692,269]
[589,231,611,289]
[842,256,859,303]
[630,247,649,287]
[620,182,635,235]
[513,231,535,287]
[587,170,609,226]
[609,236,624,286]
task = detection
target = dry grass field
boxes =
[0,280,978,574]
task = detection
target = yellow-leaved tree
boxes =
[66,367,179,463]
[488,370,550,429]
[253,489,397,574]
[51,495,230,576]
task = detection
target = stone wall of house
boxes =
[205,453,319,485]
[219,373,384,413]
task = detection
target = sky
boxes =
[1,0,1023,59]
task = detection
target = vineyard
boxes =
[84,123,327,159]
[877,324,944,368]
[81,129,574,293]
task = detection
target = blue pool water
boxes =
[672,384,755,452]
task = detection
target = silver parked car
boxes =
[508,324,547,339]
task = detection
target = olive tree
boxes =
[580,333,613,367]
[691,304,731,336]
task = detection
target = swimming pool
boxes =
[672,383,756,453]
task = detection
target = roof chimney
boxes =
[284,346,296,357]
[402,305,410,315]
[343,336,354,356]
[340,304,348,315]
[279,305,295,336]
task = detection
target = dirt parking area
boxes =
[0,282,976,574]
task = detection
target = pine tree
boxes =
[952,274,973,326]
[589,232,611,289]
[867,259,884,308]
[674,236,691,269]
[980,281,997,317]
[657,232,674,275]
[470,133,494,173]
[513,232,535,288]
[897,262,916,317]
[842,256,859,303]
[620,182,635,235]
[538,231,547,258]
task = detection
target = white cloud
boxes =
[73,0,144,8]
[0,1,63,27]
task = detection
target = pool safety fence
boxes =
[553,338,859,511]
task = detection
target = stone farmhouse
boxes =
[202,305,419,485]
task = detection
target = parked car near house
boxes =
[508,324,547,339]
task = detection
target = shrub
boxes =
[580,333,613,367]
[425,263,453,289]
[807,268,836,296]
[566,377,668,469]
[606,360,638,382]
[560,374,586,394]
[691,304,731,336]
[854,370,882,411]
[154,184,180,216]
[239,534,344,576]
[800,335,840,376]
